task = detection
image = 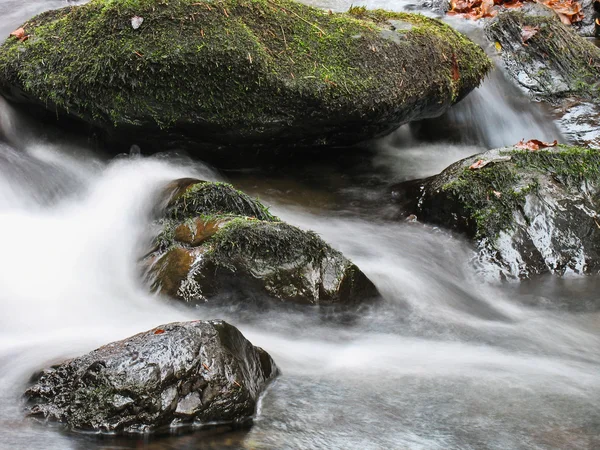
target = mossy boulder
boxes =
[0,0,490,154]
[145,178,379,307]
[25,320,278,433]
[392,145,600,279]
[486,7,600,101]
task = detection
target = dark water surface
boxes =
[0,2,599,449]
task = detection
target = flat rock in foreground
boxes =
[0,0,491,154]
[25,320,278,433]
[393,145,600,279]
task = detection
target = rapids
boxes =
[0,1,599,449]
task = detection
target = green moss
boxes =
[205,217,333,270]
[440,146,600,239]
[487,11,600,100]
[168,181,276,221]
[510,145,600,185]
[442,162,535,238]
[0,0,490,134]
[347,8,492,101]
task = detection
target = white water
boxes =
[1,2,599,449]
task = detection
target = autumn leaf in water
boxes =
[10,27,28,42]
[515,139,558,151]
[469,159,489,170]
[521,25,540,42]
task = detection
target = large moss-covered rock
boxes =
[25,320,278,433]
[145,178,379,307]
[0,0,490,153]
[393,145,600,279]
[486,7,600,101]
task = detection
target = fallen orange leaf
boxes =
[448,0,583,22]
[515,139,558,151]
[521,25,540,42]
[469,159,488,170]
[154,329,165,335]
[10,27,28,42]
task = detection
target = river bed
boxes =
[0,1,599,449]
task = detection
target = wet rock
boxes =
[392,145,600,279]
[25,320,278,433]
[485,7,600,101]
[145,179,379,308]
[0,1,490,155]
[555,100,600,149]
[577,0,596,36]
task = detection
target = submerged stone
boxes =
[0,0,490,155]
[25,320,278,433]
[392,145,600,279]
[146,179,380,308]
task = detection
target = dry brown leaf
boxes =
[521,25,540,42]
[10,27,28,42]
[469,159,489,170]
[448,0,583,22]
[452,53,460,81]
[515,139,558,151]
[154,329,165,335]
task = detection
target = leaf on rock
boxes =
[10,27,28,42]
[536,0,584,24]
[452,53,460,81]
[469,159,489,170]
[448,0,583,22]
[515,139,558,151]
[521,25,540,42]
[154,329,165,335]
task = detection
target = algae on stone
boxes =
[394,145,600,279]
[0,0,491,151]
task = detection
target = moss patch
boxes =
[0,0,491,148]
[167,181,276,221]
[439,145,600,238]
[486,10,600,100]
[205,217,333,270]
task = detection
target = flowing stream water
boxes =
[0,1,599,449]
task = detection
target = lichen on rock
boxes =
[0,0,491,153]
[393,145,600,279]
